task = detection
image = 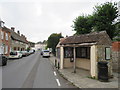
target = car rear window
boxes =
[43,51,49,52]
[10,52,17,55]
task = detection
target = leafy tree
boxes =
[92,2,118,39]
[47,33,63,55]
[27,47,30,52]
[113,22,120,41]
[72,15,93,35]
[43,40,47,44]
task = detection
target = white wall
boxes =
[90,45,97,78]
[35,43,47,50]
[60,47,64,69]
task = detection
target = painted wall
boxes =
[35,43,47,51]
[63,58,73,68]
[63,58,90,70]
[76,58,90,70]
[60,47,64,69]
[90,45,97,78]
[11,40,26,51]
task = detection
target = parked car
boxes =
[9,51,22,59]
[21,51,29,57]
[42,50,50,58]
[0,54,8,66]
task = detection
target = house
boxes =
[28,41,35,49]
[35,42,47,51]
[56,31,112,79]
[10,27,28,51]
[0,20,11,56]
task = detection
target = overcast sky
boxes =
[0,0,119,43]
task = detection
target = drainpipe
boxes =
[73,46,76,73]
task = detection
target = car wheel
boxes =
[2,60,7,66]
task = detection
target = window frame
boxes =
[6,33,8,40]
[64,47,73,58]
[76,47,90,59]
[105,47,110,60]
[1,31,4,39]
[5,45,8,54]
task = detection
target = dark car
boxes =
[0,54,8,66]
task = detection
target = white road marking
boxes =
[56,79,61,86]
[54,71,57,76]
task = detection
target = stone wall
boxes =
[96,45,112,77]
[112,42,120,72]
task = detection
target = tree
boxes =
[92,2,118,39]
[27,47,30,52]
[47,33,63,55]
[72,15,93,35]
[113,22,120,41]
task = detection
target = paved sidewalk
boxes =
[59,69,118,88]
[49,55,119,88]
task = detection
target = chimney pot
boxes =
[11,27,15,32]
[17,30,20,35]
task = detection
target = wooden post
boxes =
[73,46,76,73]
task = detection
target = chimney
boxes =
[66,35,68,37]
[0,19,5,28]
[21,34,23,36]
[17,30,20,35]
[11,27,15,32]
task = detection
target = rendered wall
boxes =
[76,58,90,70]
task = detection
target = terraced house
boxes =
[10,27,28,52]
[0,19,11,56]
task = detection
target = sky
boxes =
[0,0,119,43]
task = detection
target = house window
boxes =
[5,45,8,54]
[76,47,90,59]
[105,47,110,60]
[1,31,4,39]
[14,47,16,51]
[0,45,4,54]
[6,33,8,40]
[64,47,73,58]
[18,47,20,51]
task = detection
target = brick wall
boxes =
[112,41,120,72]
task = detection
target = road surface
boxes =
[2,51,76,88]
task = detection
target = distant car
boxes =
[42,50,50,58]
[9,51,22,59]
[29,50,35,54]
[0,54,8,66]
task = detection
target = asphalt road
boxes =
[2,51,76,88]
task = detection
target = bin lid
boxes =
[98,61,108,64]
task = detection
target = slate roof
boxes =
[2,26,11,33]
[60,31,112,45]
[2,26,27,44]
[10,31,28,43]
